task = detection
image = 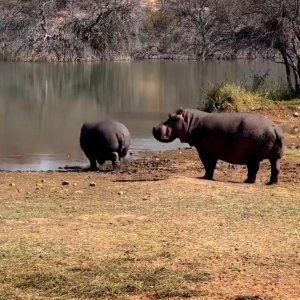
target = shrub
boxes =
[203,83,265,112]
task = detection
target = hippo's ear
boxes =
[176,108,184,115]
[168,113,177,119]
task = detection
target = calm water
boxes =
[0,60,285,171]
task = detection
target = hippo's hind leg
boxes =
[111,152,120,170]
[244,161,259,183]
[198,151,217,180]
[267,157,280,185]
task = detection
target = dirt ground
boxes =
[0,111,299,300]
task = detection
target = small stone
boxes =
[62,181,70,186]
[41,179,46,183]
[9,183,15,187]
[118,191,124,196]
[26,192,31,195]
[73,183,78,187]
[293,112,299,117]
[74,190,84,194]
[89,182,96,187]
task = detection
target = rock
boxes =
[73,183,78,187]
[74,190,84,194]
[118,191,124,196]
[9,183,15,187]
[293,111,299,117]
[62,181,70,186]
[41,179,46,183]
[89,182,96,187]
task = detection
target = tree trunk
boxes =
[279,49,293,90]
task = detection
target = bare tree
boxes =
[72,0,142,58]
[166,0,232,60]
[233,0,300,91]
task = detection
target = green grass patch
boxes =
[203,83,267,112]
[203,82,300,112]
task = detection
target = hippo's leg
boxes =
[87,157,98,171]
[95,158,105,171]
[111,152,120,170]
[198,152,217,180]
[244,161,259,183]
[267,158,280,185]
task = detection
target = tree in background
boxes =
[165,0,233,60]
[233,0,300,92]
[73,0,142,59]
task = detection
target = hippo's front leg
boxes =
[244,161,259,183]
[198,150,217,180]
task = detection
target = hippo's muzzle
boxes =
[153,125,175,143]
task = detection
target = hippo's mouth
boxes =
[153,126,176,143]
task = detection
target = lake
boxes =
[0,60,285,171]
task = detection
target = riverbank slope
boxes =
[0,106,299,299]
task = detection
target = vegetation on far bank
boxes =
[1,0,300,92]
[203,82,300,113]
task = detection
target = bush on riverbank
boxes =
[203,83,300,112]
[203,83,265,112]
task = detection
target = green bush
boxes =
[203,83,265,112]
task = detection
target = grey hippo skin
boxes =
[80,120,131,170]
[153,108,284,184]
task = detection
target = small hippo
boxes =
[153,108,284,184]
[80,120,131,170]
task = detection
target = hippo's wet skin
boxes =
[153,108,284,184]
[80,120,131,170]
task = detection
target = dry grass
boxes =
[0,147,299,300]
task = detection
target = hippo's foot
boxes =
[266,179,278,185]
[112,161,121,171]
[85,166,100,172]
[244,178,256,184]
[200,175,214,181]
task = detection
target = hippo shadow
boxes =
[58,165,114,173]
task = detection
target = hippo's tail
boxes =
[272,125,284,158]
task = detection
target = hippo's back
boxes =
[198,112,283,164]
[80,120,131,158]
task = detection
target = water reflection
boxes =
[0,60,284,170]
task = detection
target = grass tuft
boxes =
[203,83,265,112]
[203,82,300,112]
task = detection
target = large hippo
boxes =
[153,108,284,184]
[80,120,131,170]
